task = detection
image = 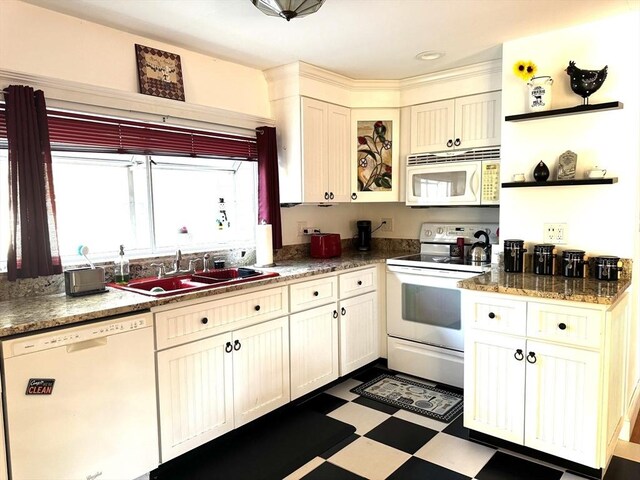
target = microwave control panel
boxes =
[481,161,500,204]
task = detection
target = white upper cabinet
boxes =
[273,96,350,204]
[410,91,501,153]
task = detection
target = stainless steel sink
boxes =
[110,267,279,297]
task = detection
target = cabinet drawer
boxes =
[466,295,527,335]
[290,276,338,313]
[155,286,288,349]
[526,302,603,348]
[339,267,377,299]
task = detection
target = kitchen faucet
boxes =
[152,250,199,278]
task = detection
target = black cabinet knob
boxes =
[488,312,496,319]
[514,349,524,361]
[233,340,241,351]
[225,342,232,353]
[357,280,363,286]
[454,138,461,146]
[329,192,334,200]
[341,307,346,316]
[447,139,453,147]
[558,323,567,330]
[351,193,357,200]
[333,310,338,319]
[526,352,537,364]
[324,192,329,200]
[313,291,319,297]
[201,317,209,325]
[254,305,261,311]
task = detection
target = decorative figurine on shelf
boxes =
[557,150,577,180]
[565,61,608,105]
[533,161,550,182]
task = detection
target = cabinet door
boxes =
[350,108,400,202]
[410,99,455,153]
[232,317,290,427]
[156,332,234,462]
[524,340,600,467]
[301,97,327,203]
[326,104,351,202]
[463,330,526,444]
[339,291,378,375]
[454,92,501,150]
[290,304,339,400]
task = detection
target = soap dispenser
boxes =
[114,244,130,284]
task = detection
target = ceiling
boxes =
[22,0,638,80]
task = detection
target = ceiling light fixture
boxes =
[252,0,326,22]
[417,51,444,61]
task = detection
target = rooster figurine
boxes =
[565,61,608,105]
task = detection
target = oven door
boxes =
[405,161,481,206]
[386,265,476,351]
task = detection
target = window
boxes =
[0,150,257,268]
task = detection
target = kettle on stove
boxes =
[468,230,491,263]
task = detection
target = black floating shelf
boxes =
[505,101,623,122]
[502,178,618,188]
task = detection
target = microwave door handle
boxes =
[470,169,480,198]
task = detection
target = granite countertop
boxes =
[0,251,400,338]
[458,268,631,305]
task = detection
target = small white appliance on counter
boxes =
[405,147,500,206]
[1,312,158,480]
[386,222,498,388]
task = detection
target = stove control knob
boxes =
[437,227,444,234]
[424,229,432,237]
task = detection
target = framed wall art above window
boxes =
[135,44,185,101]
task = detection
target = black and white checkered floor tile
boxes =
[283,366,640,480]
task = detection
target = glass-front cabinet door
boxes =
[350,108,400,202]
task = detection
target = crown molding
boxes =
[399,59,502,90]
[0,69,274,133]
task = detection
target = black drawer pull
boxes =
[357,280,363,286]
[514,349,524,361]
[233,340,241,351]
[488,312,496,319]
[341,307,346,316]
[558,323,567,330]
[526,352,537,364]
[201,317,209,325]
[254,305,261,311]
[313,291,319,297]
[225,342,232,353]
[333,310,338,318]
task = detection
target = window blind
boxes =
[0,104,258,159]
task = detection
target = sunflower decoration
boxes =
[513,60,538,81]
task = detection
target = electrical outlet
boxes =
[381,217,393,232]
[303,227,321,235]
[297,221,307,236]
[544,223,568,244]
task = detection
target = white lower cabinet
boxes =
[339,291,379,375]
[156,316,290,462]
[463,290,629,469]
[290,303,339,400]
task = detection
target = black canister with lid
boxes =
[593,256,622,281]
[533,244,556,276]
[562,250,586,278]
[504,239,527,273]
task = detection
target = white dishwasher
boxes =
[1,312,159,480]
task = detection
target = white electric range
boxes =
[386,222,498,388]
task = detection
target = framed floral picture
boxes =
[135,44,185,101]
[351,109,400,202]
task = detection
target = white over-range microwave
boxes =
[405,147,500,206]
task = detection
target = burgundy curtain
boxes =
[4,85,62,280]
[256,126,282,250]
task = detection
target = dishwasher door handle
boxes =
[66,337,108,353]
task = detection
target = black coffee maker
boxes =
[356,220,372,251]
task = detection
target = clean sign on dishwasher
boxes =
[1,312,159,480]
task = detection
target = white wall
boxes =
[0,0,271,119]
[501,11,640,423]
